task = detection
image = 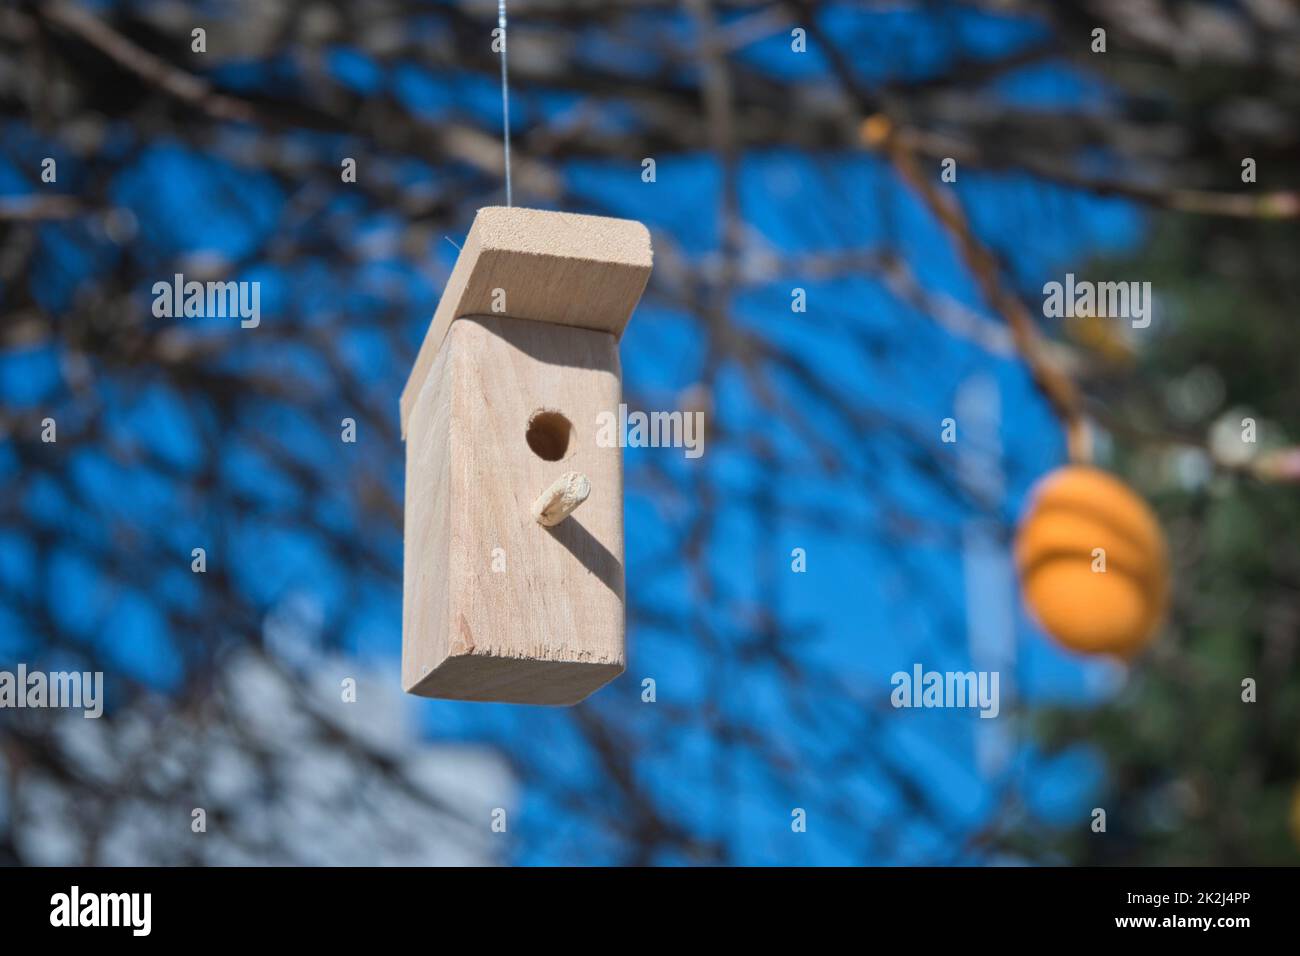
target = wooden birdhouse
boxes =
[400,207,653,705]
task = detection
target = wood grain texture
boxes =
[399,206,653,438]
[402,315,626,705]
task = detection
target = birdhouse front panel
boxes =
[400,206,652,706]
[403,315,625,704]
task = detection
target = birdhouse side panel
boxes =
[401,342,454,693]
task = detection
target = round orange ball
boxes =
[1014,465,1169,657]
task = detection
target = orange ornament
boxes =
[1014,465,1169,657]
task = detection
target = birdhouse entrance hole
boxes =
[526,409,573,461]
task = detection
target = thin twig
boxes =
[42,2,257,123]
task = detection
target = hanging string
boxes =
[498,0,512,207]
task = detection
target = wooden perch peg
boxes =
[532,471,590,527]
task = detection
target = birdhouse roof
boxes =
[400,206,653,438]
